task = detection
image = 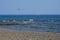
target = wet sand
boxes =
[0,29,60,40]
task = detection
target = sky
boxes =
[0,0,60,15]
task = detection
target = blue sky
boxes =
[0,0,60,15]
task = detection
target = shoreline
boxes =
[0,28,60,40]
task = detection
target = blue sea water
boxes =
[0,15,60,33]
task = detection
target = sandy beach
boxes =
[0,29,60,40]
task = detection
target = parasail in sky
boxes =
[18,8,20,12]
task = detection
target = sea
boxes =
[0,15,60,33]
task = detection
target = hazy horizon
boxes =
[0,0,60,15]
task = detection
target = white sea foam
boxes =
[2,20,6,22]
[29,19,34,22]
